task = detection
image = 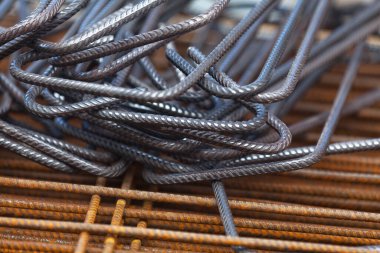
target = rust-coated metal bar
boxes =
[74,177,105,253]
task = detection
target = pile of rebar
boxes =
[1,0,380,252]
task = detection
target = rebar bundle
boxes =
[0,0,380,252]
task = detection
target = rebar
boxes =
[0,0,380,252]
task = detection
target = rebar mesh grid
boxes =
[0,0,380,252]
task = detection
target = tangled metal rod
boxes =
[1,0,380,252]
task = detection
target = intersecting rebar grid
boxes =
[0,0,380,252]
